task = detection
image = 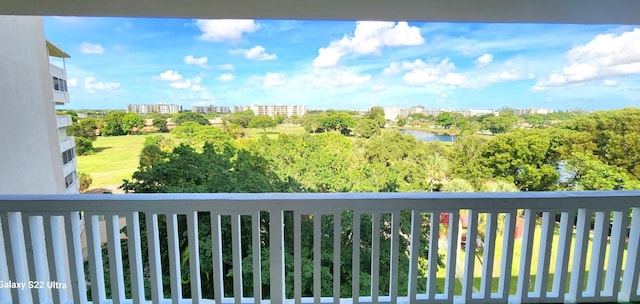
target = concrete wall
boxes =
[0,16,65,194]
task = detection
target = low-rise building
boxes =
[127,103,182,114]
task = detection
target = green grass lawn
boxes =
[245,125,306,139]
[76,135,151,192]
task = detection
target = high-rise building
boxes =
[127,103,182,114]
[232,104,307,118]
[0,16,78,194]
[192,105,230,114]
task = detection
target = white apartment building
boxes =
[513,108,555,115]
[127,103,182,114]
[233,104,307,118]
[0,16,78,194]
[192,105,230,114]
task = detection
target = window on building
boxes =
[64,172,75,188]
[62,147,75,165]
[52,77,68,92]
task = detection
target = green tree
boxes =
[78,172,92,192]
[302,112,327,133]
[174,112,209,126]
[102,111,126,136]
[397,117,408,127]
[228,110,255,127]
[435,112,463,129]
[321,112,356,135]
[170,122,232,150]
[248,115,277,133]
[121,112,144,134]
[367,106,386,128]
[441,178,475,192]
[355,118,380,138]
[565,152,640,190]
[152,118,168,132]
[480,129,561,191]
[481,113,519,135]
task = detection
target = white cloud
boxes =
[67,78,78,87]
[313,21,424,67]
[218,73,235,82]
[534,28,640,89]
[80,42,104,54]
[263,73,287,88]
[184,55,208,67]
[309,67,372,88]
[170,79,192,89]
[84,76,120,93]
[603,79,619,87]
[400,59,457,86]
[218,64,234,71]
[158,70,204,90]
[372,84,387,92]
[477,54,493,67]
[159,70,183,81]
[230,46,277,61]
[196,19,260,42]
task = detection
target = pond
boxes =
[399,129,457,142]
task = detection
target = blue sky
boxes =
[44,17,640,111]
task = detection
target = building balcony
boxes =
[56,115,73,129]
[59,136,75,155]
[52,90,69,105]
[0,192,639,304]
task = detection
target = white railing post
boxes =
[534,211,555,301]
[604,210,629,301]
[352,212,361,304]
[0,213,20,303]
[516,209,535,303]
[251,212,263,303]
[407,210,421,302]
[314,213,323,303]
[85,213,106,304]
[270,210,285,304]
[549,210,575,302]
[497,211,516,301]
[621,207,640,302]
[187,211,202,304]
[126,212,145,304]
[463,209,478,302]
[568,208,591,303]
[166,214,182,303]
[105,214,125,304]
[231,214,244,302]
[333,212,342,304]
[427,212,440,300]
[293,212,302,303]
[388,211,400,303]
[147,213,164,303]
[64,212,87,304]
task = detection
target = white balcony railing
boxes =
[0,192,639,304]
[56,115,73,129]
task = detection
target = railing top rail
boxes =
[0,191,639,213]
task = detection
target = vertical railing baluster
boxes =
[106,214,125,304]
[85,213,106,304]
[463,210,478,302]
[371,212,380,304]
[51,216,72,303]
[604,210,629,300]
[516,209,536,303]
[427,212,440,300]
[568,208,591,303]
[333,212,342,304]
[352,212,361,304]
[446,211,460,301]
[480,212,497,300]
[126,212,145,304]
[43,215,61,304]
[389,211,400,303]
[147,213,163,303]
[314,213,322,303]
[498,212,516,301]
[0,213,19,303]
[166,214,182,303]
[293,212,301,304]
[64,212,87,304]
[211,213,224,303]
[587,211,608,299]
[251,212,262,303]
[269,210,285,304]
[621,207,640,302]
[408,210,421,301]
[550,210,575,301]
[535,211,554,300]
[187,212,202,304]
[21,214,41,304]
[231,214,243,303]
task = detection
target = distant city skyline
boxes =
[44,17,640,111]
